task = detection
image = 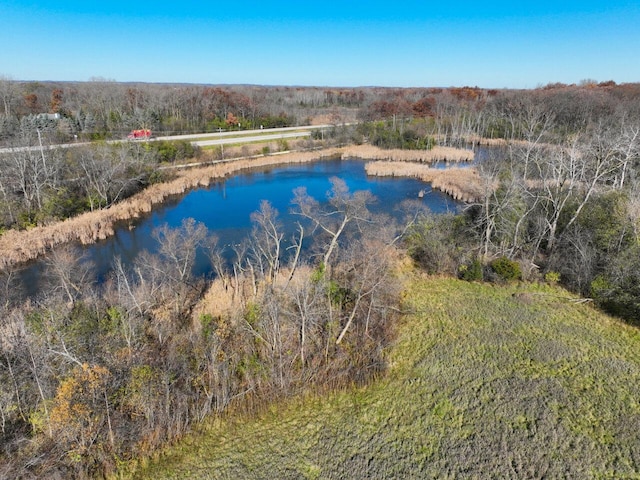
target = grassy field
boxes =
[126,276,640,479]
[188,128,315,142]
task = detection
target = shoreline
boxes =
[0,145,475,269]
[364,161,484,203]
[341,144,474,163]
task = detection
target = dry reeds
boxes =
[0,145,483,269]
[365,161,485,203]
[0,149,342,269]
[191,265,314,326]
[341,144,474,163]
[459,135,510,147]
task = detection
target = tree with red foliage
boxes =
[412,97,436,118]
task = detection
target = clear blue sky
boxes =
[1,0,639,88]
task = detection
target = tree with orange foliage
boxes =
[47,363,114,455]
[450,86,483,102]
[226,111,239,127]
[50,88,63,114]
[23,93,39,113]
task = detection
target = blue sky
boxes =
[1,1,639,88]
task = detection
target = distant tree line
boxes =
[0,77,351,144]
[2,76,636,146]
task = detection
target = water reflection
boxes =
[17,158,460,298]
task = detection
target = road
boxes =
[154,124,329,142]
[193,131,310,147]
[0,124,332,154]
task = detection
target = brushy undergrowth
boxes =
[125,276,640,479]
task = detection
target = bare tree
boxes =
[335,237,397,345]
[0,75,18,117]
[77,145,137,210]
[152,218,211,285]
[7,143,60,217]
[102,257,149,353]
[129,218,216,331]
[44,246,94,304]
[292,177,375,270]
[537,130,623,252]
[249,200,284,284]
[287,265,321,366]
[615,121,640,190]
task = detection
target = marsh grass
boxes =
[341,144,474,163]
[365,161,484,202]
[0,148,342,269]
[125,276,640,479]
[0,144,475,269]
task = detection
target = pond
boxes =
[18,158,460,298]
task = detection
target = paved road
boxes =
[155,124,329,142]
[0,124,332,154]
[193,131,310,147]
[0,140,93,154]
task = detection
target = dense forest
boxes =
[1,78,640,478]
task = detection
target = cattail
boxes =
[341,145,474,163]
[365,161,484,203]
[0,148,342,268]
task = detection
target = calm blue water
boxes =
[18,158,459,297]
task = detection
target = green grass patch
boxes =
[190,129,314,143]
[199,139,279,150]
[124,276,640,479]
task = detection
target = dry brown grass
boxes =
[365,161,485,202]
[341,144,474,163]
[207,138,312,158]
[460,135,510,147]
[0,149,342,269]
[0,144,481,269]
[191,266,315,327]
[192,279,237,322]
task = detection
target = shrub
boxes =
[459,259,483,281]
[41,187,90,221]
[257,114,294,128]
[544,271,560,284]
[590,250,640,324]
[490,256,521,282]
[277,139,289,151]
[405,213,468,275]
[151,140,200,163]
